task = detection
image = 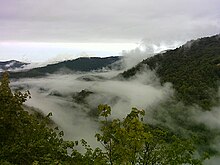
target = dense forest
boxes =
[6,56,120,79]
[121,35,220,109]
[0,72,206,164]
[1,35,220,164]
[0,60,29,71]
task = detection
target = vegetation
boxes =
[72,89,94,104]
[0,73,205,164]
[0,60,29,71]
[119,35,220,159]
[95,104,205,165]
[148,99,220,157]
[5,56,120,79]
[121,35,220,109]
[0,72,76,164]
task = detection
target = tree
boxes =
[0,72,77,164]
[0,73,207,164]
[95,104,204,165]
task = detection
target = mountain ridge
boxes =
[0,60,29,71]
[120,34,220,109]
[3,56,121,79]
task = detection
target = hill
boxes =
[7,56,121,79]
[121,35,220,109]
[0,60,29,71]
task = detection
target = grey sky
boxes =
[1,0,219,43]
[0,0,219,61]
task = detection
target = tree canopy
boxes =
[0,72,77,164]
[121,35,220,109]
[0,73,207,164]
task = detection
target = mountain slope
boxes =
[8,56,121,78]
[121,35,220,109]
[0,60,29,71]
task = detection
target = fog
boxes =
[8,50,220,163]
[196,106,220,165]
[11,64,173,148]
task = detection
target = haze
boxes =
[0,0,219,62]
[1,0,220,164]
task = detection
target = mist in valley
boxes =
[11,71,172,148]
[9,47,220,164]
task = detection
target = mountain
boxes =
[7,56,121,79]
[0,60,29,71]
[120,34,220,109]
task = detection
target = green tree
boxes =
[0,72,208,164]
[96,104,204,165]
[0,72,78,164]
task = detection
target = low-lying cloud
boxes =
[11,66,173,148]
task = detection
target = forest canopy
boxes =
[0,72,206,164]
[121,35,220,109]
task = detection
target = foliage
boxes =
[121,35,220,109]
[149,100,219,157]
[0,60,29,71]
[0,72,78,164]
[6,56,120,79]
[95,104,204,165]
[72,89,94,104]
[0,73,207,164]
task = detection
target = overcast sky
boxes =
[0,0,219,62]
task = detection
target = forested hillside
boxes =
[121,35,220,109]
[6,56,120,79]
[0,60,29,71]
[1,35,220,164]
[0,72,204,164]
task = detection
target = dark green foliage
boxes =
[72,89,94,104]
[121,35,220,109]
[72,89,99,117]
[49,90,64,97]
[7,56,120,79]
[0,60,29,71]
[149,100,220,157]
[96,104,204,164]
[0,72,77,164]
[0,73,208,164]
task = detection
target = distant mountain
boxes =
[7,56,121,79]
[120,34,220,109]
[0,60,29,71]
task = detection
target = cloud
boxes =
[0,42,138,62]
[195,107,220,130]
[85,72,172,119]
[194,99,220,164]
[9,48,220,163]
[0,0,219,43]
[11,64,173,148]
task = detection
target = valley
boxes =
[1,35,220,164]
